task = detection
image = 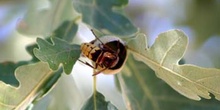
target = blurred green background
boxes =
[1,0,220,67]
[1,0,220,110]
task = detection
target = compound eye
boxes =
[104,57,119,68]
[102,57,113,67]
[103,60,112,67]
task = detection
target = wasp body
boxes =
[80,31,127,76]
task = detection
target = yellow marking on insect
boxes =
[81,43,101,58]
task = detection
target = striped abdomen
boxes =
[80,43,102,62]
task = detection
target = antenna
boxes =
[91,29,118,54]
[91,29,105,45]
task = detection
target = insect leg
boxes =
[78,59,95,69]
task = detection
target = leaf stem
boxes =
[93,69,97,110]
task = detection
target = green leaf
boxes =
[118,55,220,110]
[0,44,39,87]
[0,62,55,110]
[73,0,138,37]
[0,40,40,87]
[34,68,62,101]
[0,62,26,87]
[0,19,78,107]
[81,91,118,110]
[35,74,83,110]
[25,19,79,64]
[0,19,76,86]
[52,20,78,42]
[17,0,79,36]
[26,43,40,63]
[127,30,220,101]
[33,37,81,74]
